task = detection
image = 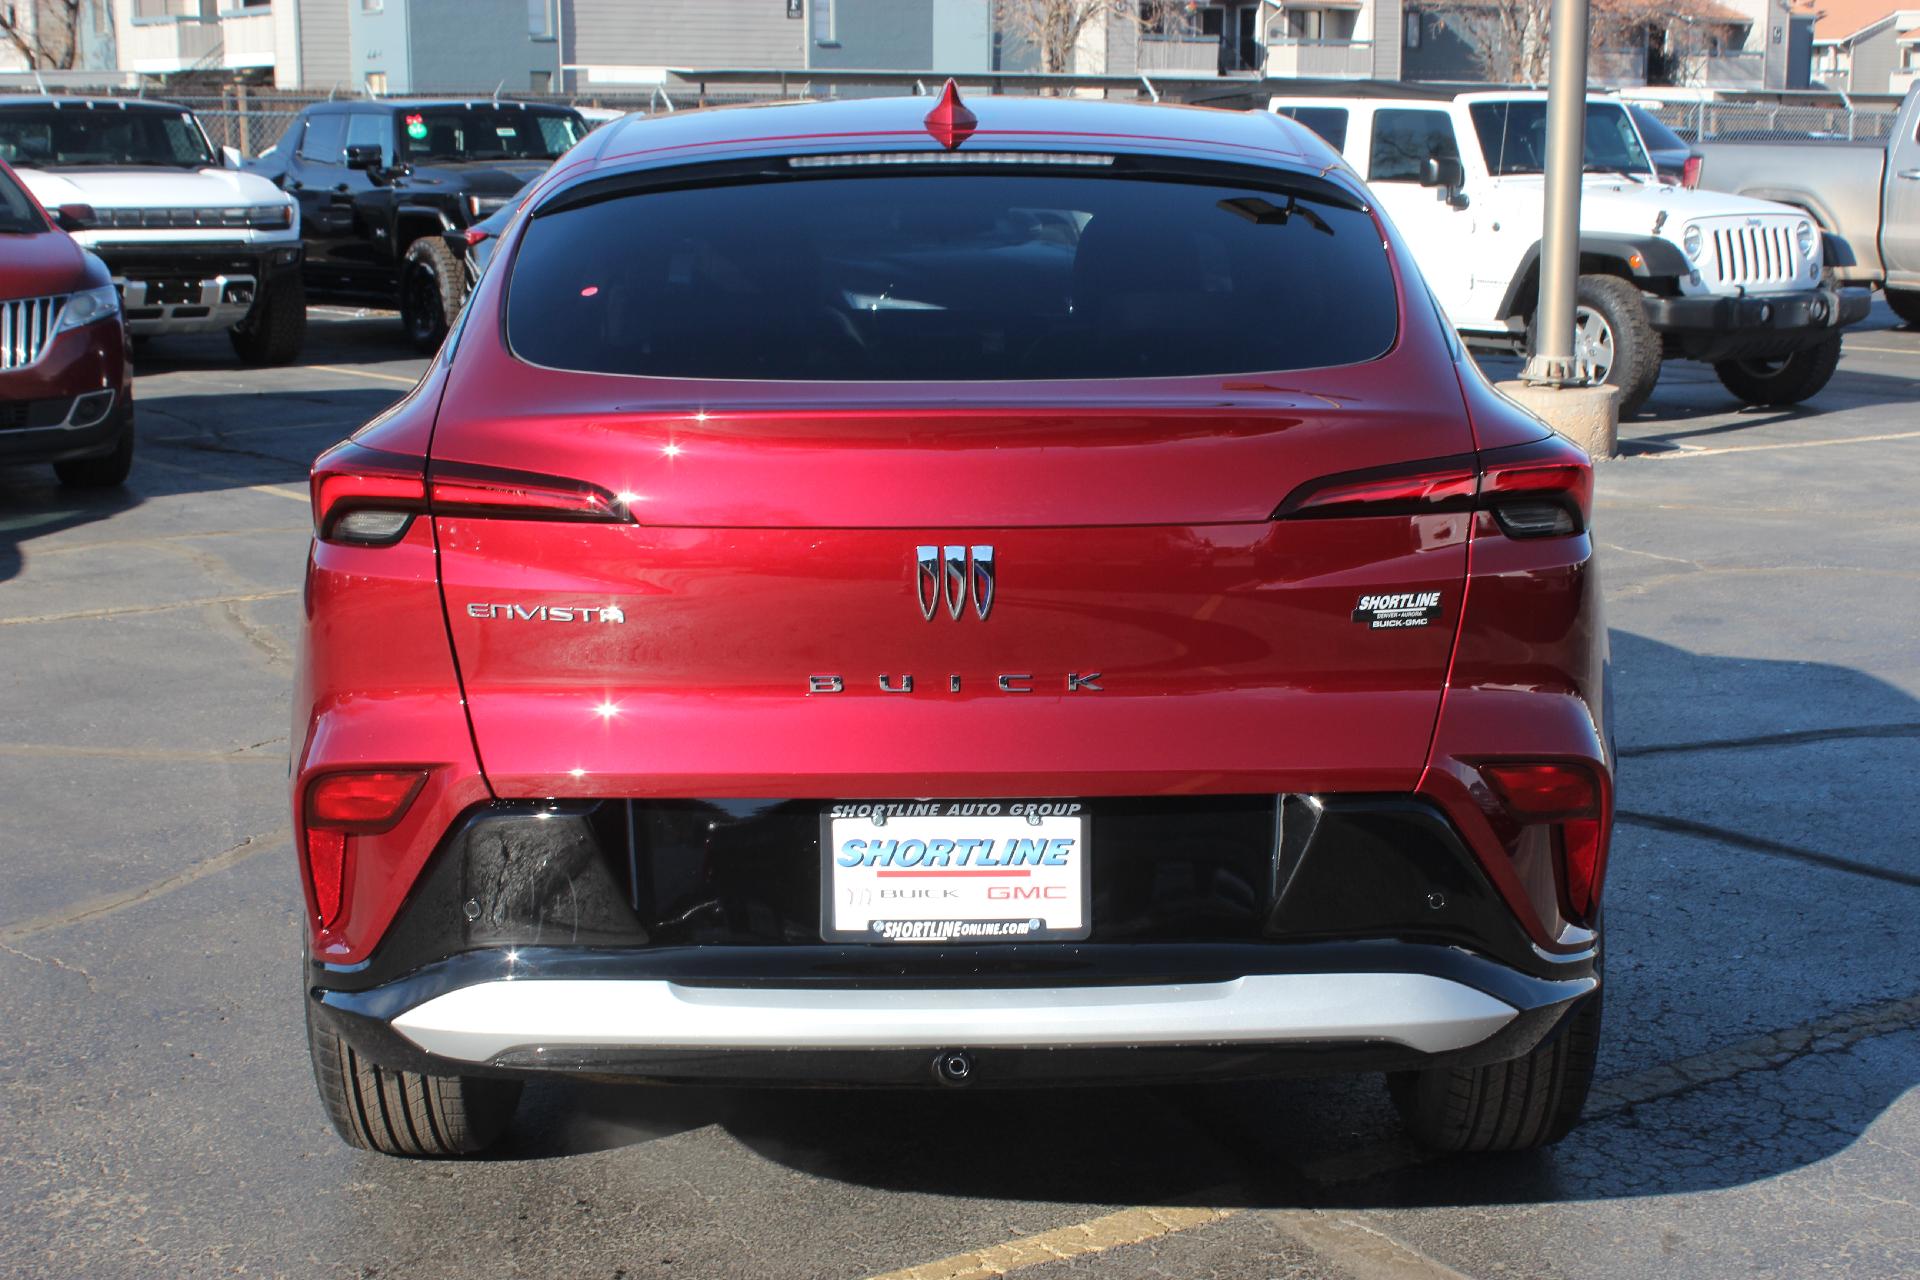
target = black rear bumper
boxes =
[1646,286,1871,361]
[310,795,1599,1087]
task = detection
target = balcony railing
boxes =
[1264,39,1374,79]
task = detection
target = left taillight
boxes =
[1480,761,1609,925]
[310,442,630,546]
[1681,155,1702,189]
[301,769,429,927]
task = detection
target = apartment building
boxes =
[1808,0,1920,92]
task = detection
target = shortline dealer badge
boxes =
[1352,591,1443,629]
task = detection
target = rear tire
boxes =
[230,275,307,365]
[307,996,520,1157]
[1529,274,1660,417]
[1388,990,1602,1153]
[1883,287,1920,327]
[400,235,464,354]
[1712,333,1841,407]
[53,421,133,489]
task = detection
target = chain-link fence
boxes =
[1647,100,1900,144]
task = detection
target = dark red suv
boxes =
[296,89,1610,1158]
[0,158,133,487]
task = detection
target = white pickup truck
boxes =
[1269,88,1871,413]
[0,96,306,364]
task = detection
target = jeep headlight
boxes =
[1682,223,1702,260]
[1795,219,1816,260]
[53,284,122,335]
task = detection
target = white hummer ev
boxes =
[0,97,305,365]
[1269,88,1871,414]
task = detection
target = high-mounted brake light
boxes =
[302,769,428,927]
[1273,436,1591,538]
[310,443,629,545]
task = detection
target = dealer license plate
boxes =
[821,801,1090,944]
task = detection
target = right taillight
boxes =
[1273,436,1592,537]
[1480,761,1609,925]
[1681,155,1702,189]
[1478,436,1592,539]
[310,441,630,546]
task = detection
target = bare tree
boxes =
[994,0,1186,79]
[1420,0,1730,85]
[0,0,94,71]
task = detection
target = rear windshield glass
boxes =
[398,107,586,163]
[506,173,1398,381]
[0,166,44,233]
[0,106,213,168]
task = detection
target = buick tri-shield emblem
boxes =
[916,545,994,620]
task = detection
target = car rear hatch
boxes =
[425,154,1477,799]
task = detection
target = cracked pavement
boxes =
[0,302,1916,1278]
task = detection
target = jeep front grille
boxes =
[1706,224,1797,289]
[0,294,65,371]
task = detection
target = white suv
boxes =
[1269,89,1871,413]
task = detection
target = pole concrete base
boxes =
[1495,381,1621,460]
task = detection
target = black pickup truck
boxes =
[249,99,587,350]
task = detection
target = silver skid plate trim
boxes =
[391,973,1518,1064]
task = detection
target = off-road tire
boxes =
[307,998,521,1157]
[1712,333,1841,407]
[1530,274,1661,418]
[1883,287,1920,327]
[53,421,134,488]
[401,235,464,354]
[229,275,307,366]
[1388,990,1602,1153]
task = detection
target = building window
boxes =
[1406,12,1422,48]
[527,0,551,37]
[361,0,382,11]
[1139,2,1194,37]
[814,0,836,44]
[530,70,552,92]
[365,71,387,94]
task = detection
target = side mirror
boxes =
[1419,156,1469,209]
[1419,156,1464,191]
[344,144,384,174]
[221,145,244,170]
[53,203,95,232]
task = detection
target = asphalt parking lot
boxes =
[2,302,1916,1280]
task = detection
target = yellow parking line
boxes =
[249,483,311,503]
[867,1202,1236,1280]
[306,363,422,386]
[1844,343,1919,356]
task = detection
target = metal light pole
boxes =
[1521,0,1592,386]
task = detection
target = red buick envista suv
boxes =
[0,158,133,487]
[296,89,1611,1158]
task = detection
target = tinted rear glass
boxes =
[507,173,1397,381]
